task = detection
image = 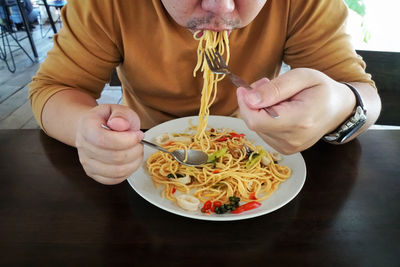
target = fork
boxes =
[204,48,279,118]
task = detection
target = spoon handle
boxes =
[101,124,169,154]
[141,139,170,153]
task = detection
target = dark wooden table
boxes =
[1,129,399,266]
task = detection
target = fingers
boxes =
[78,146,143,185]
[237,68,331,132]
[80,137,144,165]
[83,124,142,150]
[236,68,347,154]
[79,104,144,150]
[236,87,288,132]
[77,127,144,184]
[242,68,323,109]
[75,104,145,184]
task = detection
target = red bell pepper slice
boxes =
[231,201,261,214]
[202,200,212,211]
[164,141,175,146]
[211,201,222,212]
[230,132,245,139]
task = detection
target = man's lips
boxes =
[194,29,232,38]
[195,31,204,38]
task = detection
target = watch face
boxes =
[324,106,367,144]
[324,83,367,144]
[337,115,366,143]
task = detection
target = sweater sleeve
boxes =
[29,0,123,128]
[283,0,375,88]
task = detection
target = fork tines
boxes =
[204,49,215,70]
[204,48,227,73]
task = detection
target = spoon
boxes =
[101,124,208,167]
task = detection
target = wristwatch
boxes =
[323,83,367,144]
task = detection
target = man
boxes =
[29,0,381,185]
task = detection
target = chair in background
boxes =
[356,50,400,126]
[38,0,66,37]
[0,0,35,72]
[109,68,122,86]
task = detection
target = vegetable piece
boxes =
[246,148,266,169]
[212,170,220,174]
[176,174,191,184]
[214,197,241,214]
[229,196,241,203]
[207,147,228,163]
[155,133,192,145]
[210,201,222,212]
[229,132,245,139]
[215,132,245,142]
[176,194,200,211]
[204,200,212,209]
[167,173,190,184]
[231,201,261,214]
[214,205,228,214]
[271,152,283,162]
[155,133,173,145]
[249,192,257,200]
[201,208,210,213]
[164,141,175,146]
[200,197,243,214]
[201,200,212,213]
[261,155,271,166]
[171,135,192,144]
[213,201,222,207]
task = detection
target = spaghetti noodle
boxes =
[146,30,291,211]
[147,126,291,204]
[193,30,230,150]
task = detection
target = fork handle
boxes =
[228,73,252,90]
[228,73,280,118]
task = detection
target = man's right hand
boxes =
[75,104,144,185]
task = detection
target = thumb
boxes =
[105,105,142,136]
[242,69,322,109]
[242,77,279,109]
[107,116,130,132]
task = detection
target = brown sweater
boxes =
[29,0,374,129]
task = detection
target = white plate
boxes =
[127,116,306,221]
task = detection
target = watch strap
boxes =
[323,83,367,144]
[342,83,365,110]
